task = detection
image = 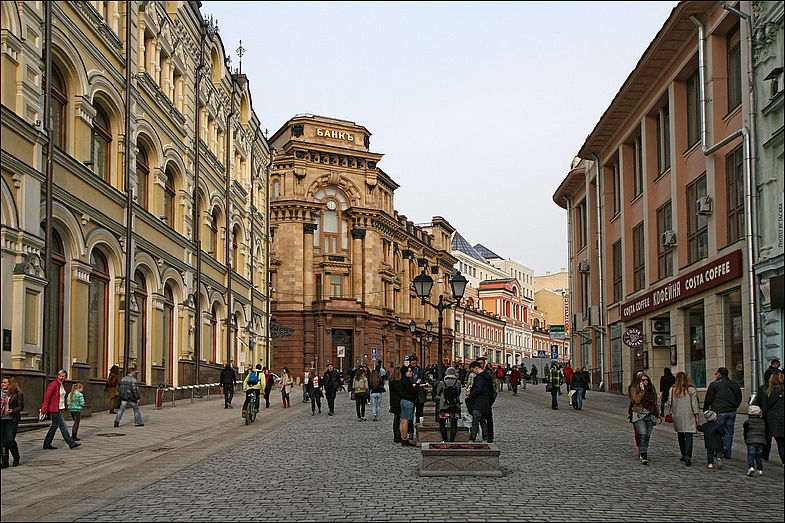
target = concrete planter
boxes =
[420,442,502,477]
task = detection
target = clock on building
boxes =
[326,200,337,210]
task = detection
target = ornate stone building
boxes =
[267,115,457,373]
[1,1,270,408]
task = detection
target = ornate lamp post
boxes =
[409,320,433,367]
[413,270,468,380]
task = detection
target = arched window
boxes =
[232,225,240,272]
[209,208,219,258]
[313,187,349,255]
[92,104,111,182]
[50,65,67,150]
[135,146,149,209]
[163,167,176,228]
[210,304,218,362]
[232,311,241,363]
[162,284,174,384]
[46,229,66,373]
[88,250,109,379]
[134,271,147,384]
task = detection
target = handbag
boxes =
[545,383,553,392]
[664,394,673,423]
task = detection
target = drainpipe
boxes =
[225,80,235,365]
[564,196,575,365]
[122,0,133,377]
[690,15,760,395]
[265,148,275,367]
[248,125,262,364]
[592,154,607,387]
[42,0,53,382]
[193,19,206,385]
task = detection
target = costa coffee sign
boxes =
[621,250,743,321]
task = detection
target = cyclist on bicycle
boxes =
[242,364,265,418]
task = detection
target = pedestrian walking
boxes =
[219,363,236,409]
[547,364,563,410]
[667,371,700,466]
[743,405,767,476]
[408,356,425,423]
[114,368,144,428]
[263,367,275,408]
[306,368,322,415]
[302,367,311,403]
[105,365,120,414]
[504,364,512,391]
[388,367,403,443]
[41,370,81,449]
[352,367,369,421]
[530,364,538,385]
[322,363,342,415]
[458,364,467,386]
[392,366,418,447]
[1,376,24,468]
[242,364,264,418]
[66,382,85,441]
[627,372,661,464]
[703,367,742,459]
[761,372,784,465]
[581,366,590,400]
[476,357,497,442]
[467,361,492,442]
[369,367,385,421]
[509,366,521,396]
[279,368,293,408]
[570,366,588,410]
[563,363,574,392]
[435,367,462,442]
[521,364,528,390]
[659,367,676,416]
[495,365,506,393]
[698,410,726,469]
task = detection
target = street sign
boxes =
[549,325,565,340]
[404,354,410,364]
[623,328,645,348]
[551,345,559,360]
[537,350,546,358]
[336,346,346,358]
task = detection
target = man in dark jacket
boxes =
[703,367,742,459]
[219,363,236,408]
[467,361,492,442]
[114,368,143,428]
[322,363,342,416]
[570,368,588,410]
[477,357,496,442]
[530,365,538,385]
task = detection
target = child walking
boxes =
[743,405,767,476]
[67,383,85,441]
[697,410,726,469]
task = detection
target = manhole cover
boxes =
[95,432,126,437]
[27,460,65,467]
[150,447,173,453]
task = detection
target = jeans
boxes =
[677,432,694,459]
[470,409,488,442]
[355,397,366,419]
[572,387,584,409]
[550,388,559,409]
[747,443,763,470]
[44,410,76,447]
[281,390,290,407]
[243,390,260,412]
[223,384,234,406]
[310,392,321,413]
[486,408,494,441]
[69,411,81,438]
[326,390,337,413]
[716,412,736,458]
[264,390,272,408]
[302,385,309,402]
[392,413,402,442]
[532,375,538,385]
[707,448,722,465]
[633,417,654,455]
[115,400,143,426]
[370,393,382,418]
[1,419,20,462]
[511,384,518,395]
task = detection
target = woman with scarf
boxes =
[628,372,661,464]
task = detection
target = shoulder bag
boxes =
[664,394,673,423]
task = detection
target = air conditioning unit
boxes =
[652,334,672,347]
[696,195,713,215]
[660,230,677,247]
[572,313,584,331]
[588,306,601,327]
[578,259,590,273]
[652,318,670,333]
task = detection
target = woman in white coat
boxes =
[667,371,701,466]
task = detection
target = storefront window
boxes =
[581,335,590,369]
[723,290,744,387]
[610,324,622,392]
[685,303,706,388]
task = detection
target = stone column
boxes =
[351,228,365,302]
[304,223,317,305]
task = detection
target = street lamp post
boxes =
[409,320,433,367]
[413,270,468,380]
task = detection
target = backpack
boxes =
[443,382,460,407]
[495,368,505,379]
[247,371,259,386]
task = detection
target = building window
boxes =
[232,225,240,272]
[49,65,67,150]
[726,146,744,244]
[632,131,644,198]
[88,250,109,379]
[47,229,66,372]
[612,240,623,302]
[685,302,706,388]
[580,272,589,316]
[723,289,744,388]
[163,167,176,228]
[135,146,149,209]
[610,323,623,391]
[686,70,701,148]
[632,222,645,291]
[209,208,219,258]
[134,271,147,384]
[576,199,587,250]
[208,304,218,362]
[727,26,741,112]
[657,201,674,280]
[315,274,322,301]
[314,187,349,255]
[656,104,670,175]
[330,275,342,298]
[611,158,621,217]
[687,174,709,263]
[92,104,112,182]
[162,284,174,383]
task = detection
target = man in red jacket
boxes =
[40,370,80,450]
[563,364,574,393]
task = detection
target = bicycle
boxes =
[244,391,257,425]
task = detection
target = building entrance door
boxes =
[332,329,353,371]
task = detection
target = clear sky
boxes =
[203,1,678,275]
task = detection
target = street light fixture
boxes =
[414,269,467,380]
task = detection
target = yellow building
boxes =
[1,1,270,407]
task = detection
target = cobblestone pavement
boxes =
[66,384,783,522]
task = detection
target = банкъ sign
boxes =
[621,249,743,321]
[316,128,355,142]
